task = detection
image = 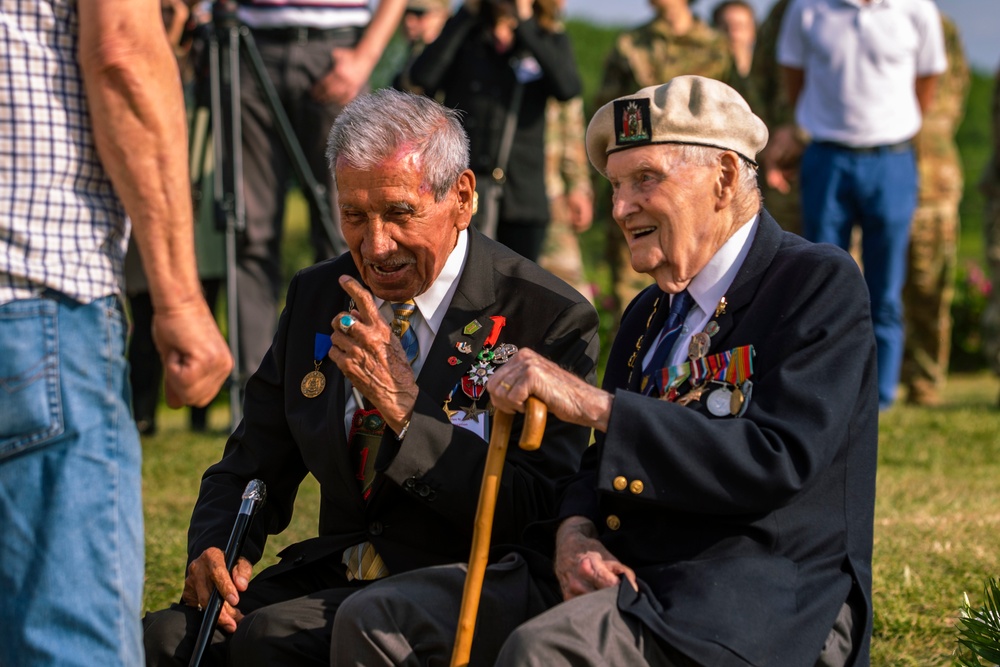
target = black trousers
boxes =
[143,554,365,667]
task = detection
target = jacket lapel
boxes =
[417,231,498,405]
[707,209,784,353]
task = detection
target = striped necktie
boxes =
[341,301,420,581]
[642,290,694,395]
[392,301,419,365]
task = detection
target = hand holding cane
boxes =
[450,397,547,667]
[188,479,267,667]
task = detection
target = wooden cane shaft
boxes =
[450,410,514,667]
[450,398,548,667]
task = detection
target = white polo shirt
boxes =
[776,0,946,147]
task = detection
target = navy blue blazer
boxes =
[560,211,878,666]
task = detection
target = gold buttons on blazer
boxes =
[613,476,628,491]
[629,480,644,495]
[606,515,621,531]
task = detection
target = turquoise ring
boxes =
[338,314,357,334]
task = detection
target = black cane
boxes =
[188,479,267,667]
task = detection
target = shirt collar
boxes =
[373,228,468,337]
[686,214,758,317]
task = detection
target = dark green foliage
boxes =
[956,578,1000,666]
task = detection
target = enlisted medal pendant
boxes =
[707,386,733,416]
[729,385,745,416]
[303,332,333,398]
[301,361,326,398]
[688,332,711,361]
[492,342,518,364]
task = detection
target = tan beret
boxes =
[406,0,450,11]
[586,75,769,176]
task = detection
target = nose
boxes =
[364,219,397,258]
[611,187,639,226]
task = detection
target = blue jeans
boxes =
[801,142,918,409]
[0,293,143,666]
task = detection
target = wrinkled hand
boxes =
[310,47,370,106]
[181,548,253,633]
[488,348,611,432]
[566,190,593,233]
[555,517,636,600]
[760,124,805,195]
[328,276,418,431]
[152,300,232,409]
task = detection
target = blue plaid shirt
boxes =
[0,0,128,306]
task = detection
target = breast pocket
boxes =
[0,300,64,460]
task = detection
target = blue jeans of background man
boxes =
[800,142,918,409]
[0,293,143,666]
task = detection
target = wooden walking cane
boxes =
[450,397,548,667]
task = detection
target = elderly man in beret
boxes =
[330,75,878,666]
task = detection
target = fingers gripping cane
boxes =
[188,479,267,667]
[450,397,548,667]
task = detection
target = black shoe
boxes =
[136,419,157,436]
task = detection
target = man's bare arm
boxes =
[78,0,231,407]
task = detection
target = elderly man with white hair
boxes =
[331,75,879,667]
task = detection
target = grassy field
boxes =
[142,372,1000,665]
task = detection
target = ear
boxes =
[454,169,476,231]
[715,151,740,211]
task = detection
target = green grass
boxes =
[142,372,1000,664]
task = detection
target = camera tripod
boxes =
[192,0,346,428]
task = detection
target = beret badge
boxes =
[614,98,652,147]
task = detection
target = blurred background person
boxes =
[752,0,804,236]
[777,0,947,410]
[394,0,452,95]
[711,0,755,80]
[539,95,595,303]
[231,0,405,392]
[982,62,1000,407]
[593,0,737,319]
[537,0,593,303]
[901,14,969,407]
[410,0,582,262]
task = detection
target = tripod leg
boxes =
[207,24,245,428]
[239,28,345,256]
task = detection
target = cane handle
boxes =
[518,396,546,451]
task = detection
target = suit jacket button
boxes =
[418,484,431,497]
[369,521,383,536]
[629,480,644,495]
[612,476,628,491]
[605,515,621,531]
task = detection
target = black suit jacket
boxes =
[187,231,599,583]
[559,212,878,666]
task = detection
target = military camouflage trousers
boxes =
[902,200,959,404]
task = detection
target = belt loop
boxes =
[296,27,309,45]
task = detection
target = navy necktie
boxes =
[642,290,694,395]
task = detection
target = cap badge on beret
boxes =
[614,99,652,147]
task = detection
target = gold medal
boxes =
[729,385,745,415]
[301,362,326,398]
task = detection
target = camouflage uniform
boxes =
[538,96,593,303]
[596,16,736,317]
[901,15,969,405]
[747,0,803,237]
[981,65,1000,382]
